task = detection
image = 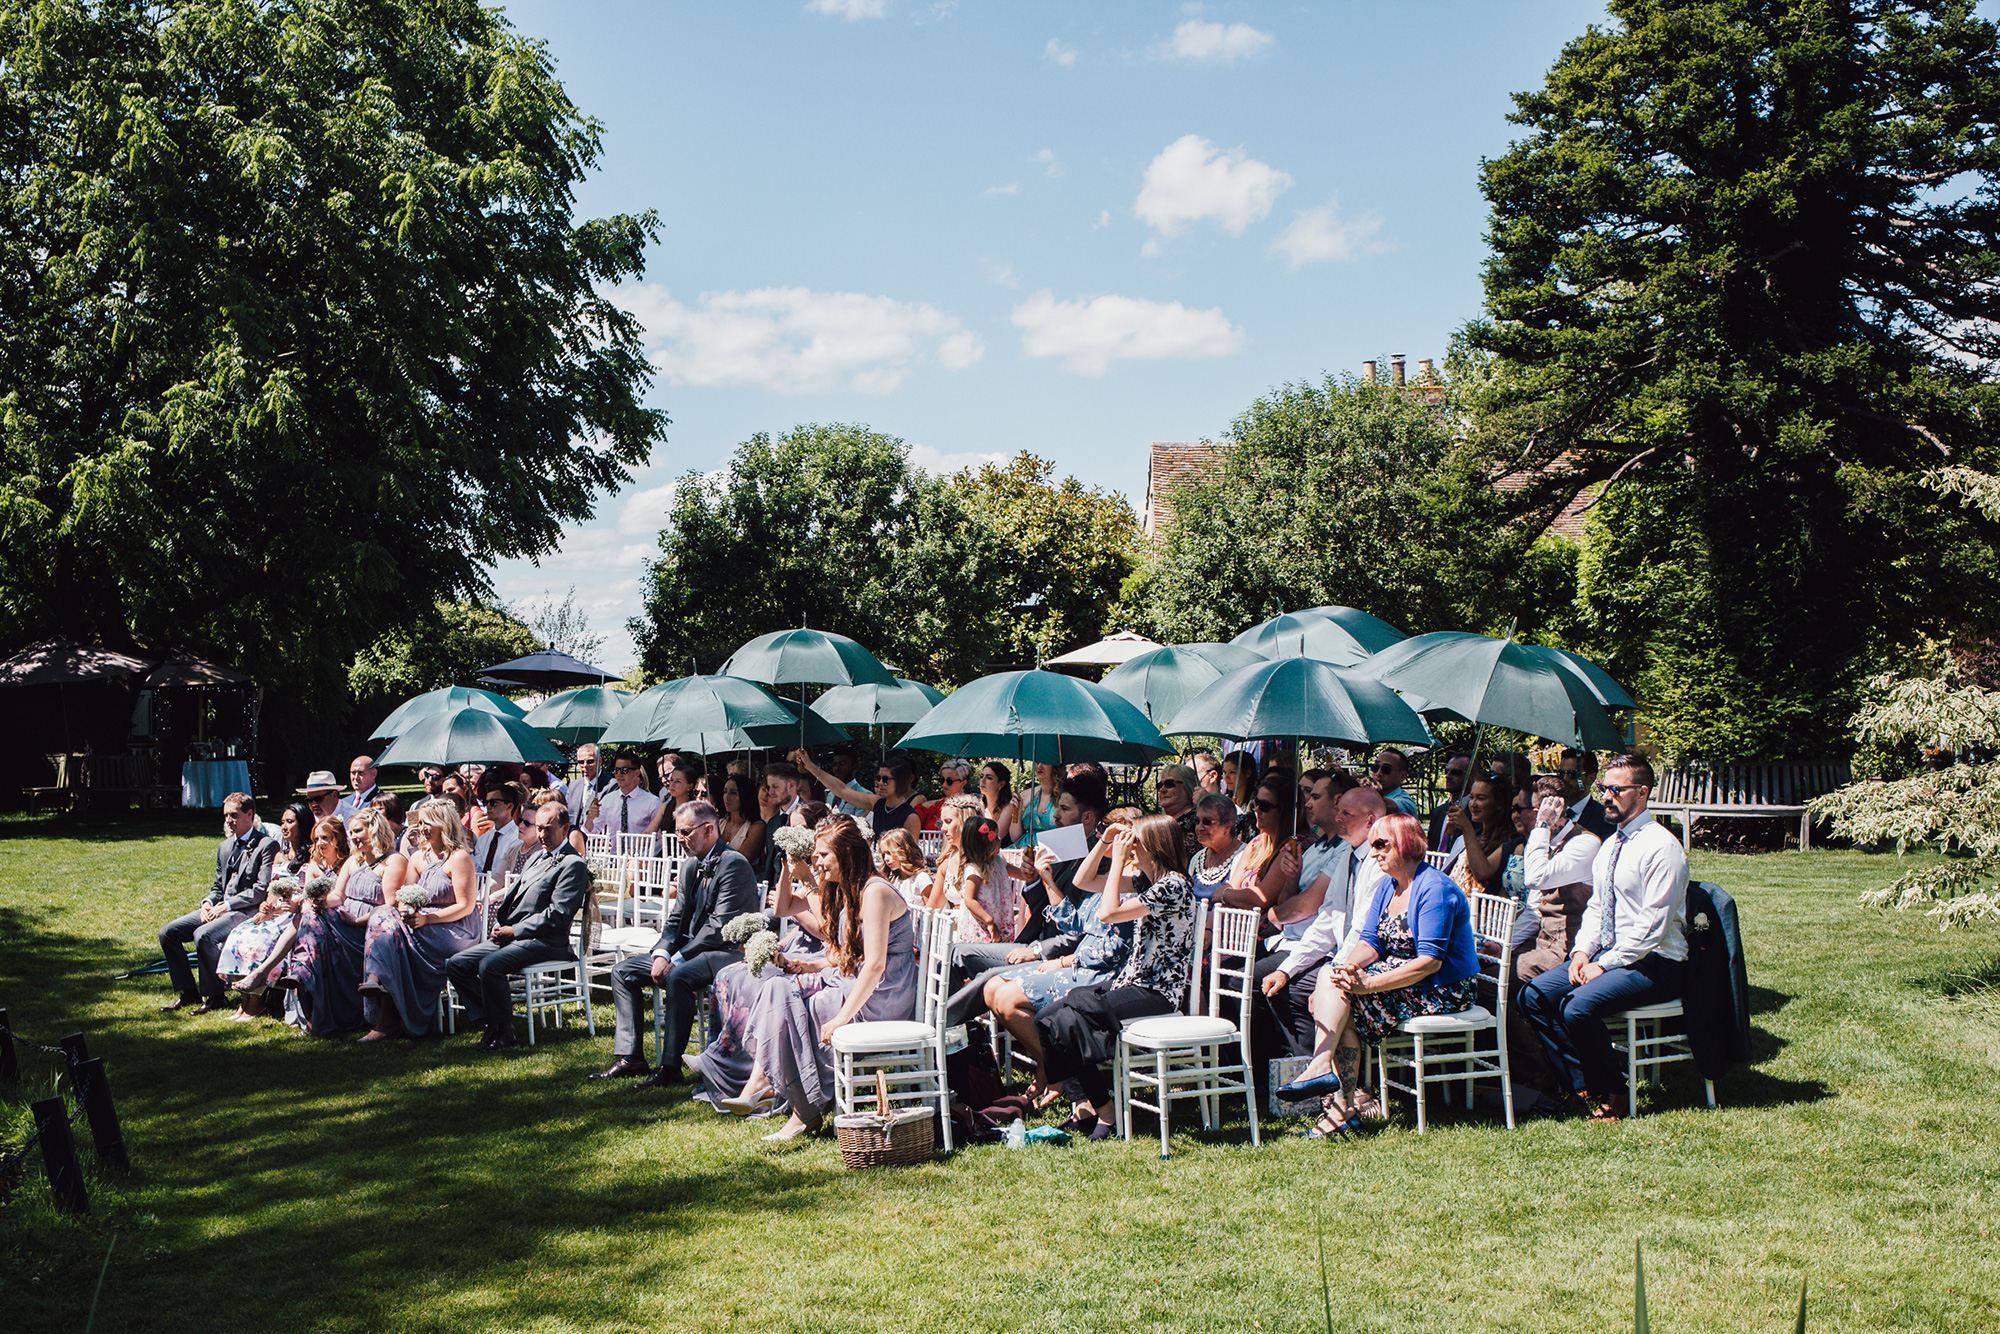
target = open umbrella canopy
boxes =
[524,685,634,745]
[477,645,623,689]
[1526,645,1639,711]
[370,686,526,742]
[1362,632,1625,750]
[1043,631,1164,666]
[599,674,845,752]
[1229,607,1406,665]
[719,627,895,687]
[1160,657,1434,748]
[1099,642,1268,725]
[898,669,1171,765]
[374,707,564,768]
[0,640,151,688]
[812,678,945,727]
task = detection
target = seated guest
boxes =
[976,836,1136,1082]
[277,815,382,1036]
[639,756,699,837]
[1366,748,1421,818]
[298,771,341,826]
[1154,764,1200,844]
[1510,773,1604,1095]
[790,748,923,840]
[977,762,1021,845]
[420,766,447,798]
[915,759,970,831]
[588,750,661,837]
[596,801,761,1085]
[1425,752,1472,850]
[273,800,317,880]
[337,755,381,819]
[1032,815,1196,1139]
[1221,750,1258,833]
[1008,768,1110,944]
[1013,762,1064,848]
[1520,755,1688,1121]
[1217,775,1301,911]
[1191,749,1222,796]
[531,791,590,859]
[817,744,868,820]
[217,876,304,1022]
[1443,772,1517,896]
[1257,785,1386,1068]
[752,818,919,1140]
[158,793,278,1014]
[930,793,1016,942]
[369,790,410,857]
[1187,792,1248,902]
[565,744,605,815]
[1501,784,1536,903]
[445,801,594,1051]
[356,803,478,1041]
[717,772,767,867]
[877,829,932,909]
[1277,813,1480,1137]
[1557,748,1613,835]
[472,782,528,882]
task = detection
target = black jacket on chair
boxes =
[1681,880,1751,1080]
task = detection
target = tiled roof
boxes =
[1144,442,1228,537]
[1491,469,1595,539]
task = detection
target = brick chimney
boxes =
[1362,359,1377,384]
[1391,355,1406,386]
[1418,358,1434,379]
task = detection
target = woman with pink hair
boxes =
[1273,812,1480,1136]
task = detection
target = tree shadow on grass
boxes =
[0,904,861,1334]
[0,806,222,845]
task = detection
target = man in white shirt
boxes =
[1258,786,1387,1059]
[589,751,662,836]
[336,756,380,820]
[472,783,528,881]
[1511,772,1605,1095]
[1520,754,1689,1120]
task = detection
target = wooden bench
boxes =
[1649,761,1852,851]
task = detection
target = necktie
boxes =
[1598,828,1630,954]
[620,795,629,834]
[482,832,499,874]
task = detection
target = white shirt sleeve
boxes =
[1598,832,1689,970]
[1523,825,1601,893]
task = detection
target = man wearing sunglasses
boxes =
[588,751,662,836]
[1366,748,1420,817]
[1556,747,1612,836]
[1519,754,1690,1121]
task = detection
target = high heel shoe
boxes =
[1276,1068,1343,1098]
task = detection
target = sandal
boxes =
[1056,1107,1096,1135]
[1587,1094,1629,1122]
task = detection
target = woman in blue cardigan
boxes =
[1277,811,1480,1136]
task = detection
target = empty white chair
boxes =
[1606,999,1718,1114]
[1116,901,1260,1157]
[831,906,956,1152]
[1423,849,1456,871]
[625,855,675,931]
[511,908,595,1044]
[1375,891,1521,1133]
[584,831,618,863]
[917,830,946,863]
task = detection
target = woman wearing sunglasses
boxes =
[1276,812,1479,1136]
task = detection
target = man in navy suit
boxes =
[158,793,277,1013]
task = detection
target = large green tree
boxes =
[1124,369,1564,645]
[0,0,664,763]
[948,453,1140,664]
[629,424,1001,685]
[347,598,539,715]
[1474,0,2000,761]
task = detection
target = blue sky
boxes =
[490,0,1613,671]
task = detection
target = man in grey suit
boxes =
[445,802,593,1051]
[594,800,760,1086]
[158,793,278,1014]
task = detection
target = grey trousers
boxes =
[160,908,248,1002]
[611,948,740,1062]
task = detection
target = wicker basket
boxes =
[834,1071,935,1169]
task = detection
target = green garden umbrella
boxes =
[599,674,845,754]
[898,669,1171,766]
[1362,632,1626,754]
[1526,645,1639,710]
[811,678,946,727]
[1159,657,1434,748]
[1230,607,1407,665]
[370,685,526,743]
[524,685,634,745]
[374,706,564,768]
[719,628,895,689]
[1099,642,1268,725]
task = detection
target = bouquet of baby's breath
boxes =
[771,825,815,860]
[743,929,782,976]
[268,875,301,901]
[723,911,776,945]
[300,874,334,908]
[396,885,429,920]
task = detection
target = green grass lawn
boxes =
[1,809,1996,1333]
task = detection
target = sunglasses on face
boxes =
[1195,817,1225,829]
[875,774,895,784]
[1596,782,1644,796]
[1156,780,1181,790]
[613,766,637,774]
[1372,763,1395,773]
[1253,798,1277,812]
[1370,838,1392,850]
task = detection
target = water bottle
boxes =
[1004,1117,1027,1150]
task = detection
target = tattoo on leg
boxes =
[1336,1040,1361,1094]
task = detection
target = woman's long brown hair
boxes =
[817,818,879,974]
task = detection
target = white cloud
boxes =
[982,258,1021,288]
[984,182,1019,196]
[1096,209,1112,228]
[619,284,983,395]
[1152,19,1274,63]
[1269,198,1386,270]
[807,0,887,19]
[1036,148,1063,178]
[907,442,1009,474]
[1135,134,1291,238]
[1011,290,1246,376]
[1044,38,1077,66]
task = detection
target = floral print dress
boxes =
[1349,901,1478,1045]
